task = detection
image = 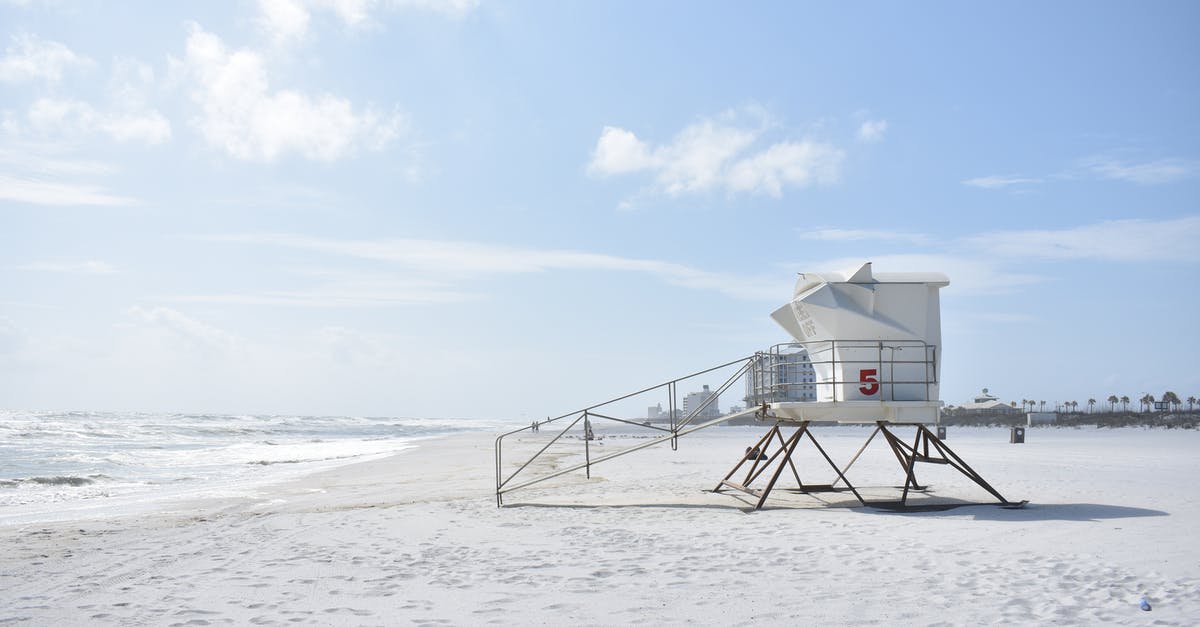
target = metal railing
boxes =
[494,354,763,505]
[745,340,938,405]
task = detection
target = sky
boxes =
[1,1,1198,420]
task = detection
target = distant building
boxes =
[646,403,682,425]
[744,349,817,405]
[683,385,721,420]
[958,388,1021,415]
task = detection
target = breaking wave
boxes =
[1,475,105,488]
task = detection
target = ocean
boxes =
[0,410,498,524]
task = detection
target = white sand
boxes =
[2,425,1198,625]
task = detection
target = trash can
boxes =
[936,426,947,440]
[1010,426,1025,444]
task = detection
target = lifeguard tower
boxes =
[495,262,1018,510]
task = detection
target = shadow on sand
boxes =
[855,501,1168,522]
[500,501,748,512]
[503,499,1169,522]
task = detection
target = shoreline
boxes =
[0,433,459,528]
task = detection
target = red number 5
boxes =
[858,368,879,395]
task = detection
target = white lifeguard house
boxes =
[754,262,947,424]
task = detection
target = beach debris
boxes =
[1140,597,1152,611]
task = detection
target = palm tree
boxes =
[1021,398,1029,413]
[1120,395,1130,412]
[1188,396,1197,412]
[1162,391,1181,411]
[1107,395,1118,412]
[1139,394,1154,412]
[1087,398,1096,414]
[1039,400,1046,412]
[1070,400,1079,413]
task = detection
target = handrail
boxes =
[495,354,761,505]
[496,405,764,498]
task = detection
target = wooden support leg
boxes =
[832,425,880,487]
[879,424,919,490]
[919,425,1012,505]
[898,431,921,507]
[713,425,779,492]
[754,425,806,510]
[804,429,866,506]
[745,424,803,488]
[771,424,805,489]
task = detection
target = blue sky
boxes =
[1,1,1197,418]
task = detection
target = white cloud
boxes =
[0,144,116,176]
[588,126,657,175]
[796,228,929,245]
[0,33,92,83]
[172,274,476,307]
[726,141,843,196]
[962,175,1042,189]
[199,234,787,302]
[963,216,1200,263]
[0,173,134,206]
[588,116,843,198]
[176,25,405,162]
[0,143,136,207]
[27,97,171,144]
[1,46,171,146]
[257,0,479,43]
[126,306,240,355]
[324,0,480,21]
[857,119,887,143]
[652,120,759,195]
[258,0,313,44]
[1082,156,1199,185]
[969,155,1200,189]
[17,260,116,274]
